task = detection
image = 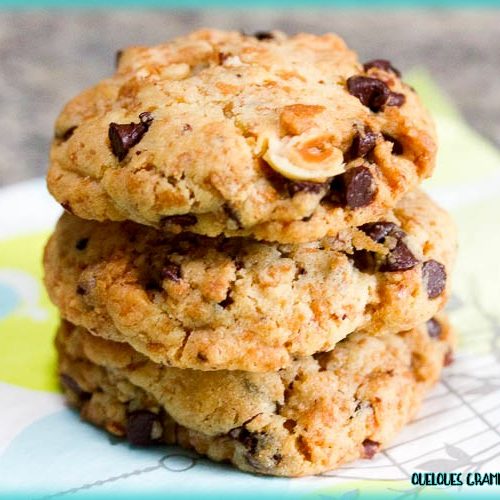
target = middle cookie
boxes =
[44,189,456,372]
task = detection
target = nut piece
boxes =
[160,63,191,80]
[263,130,345,182]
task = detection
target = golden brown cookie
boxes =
[44,190,456,372]
[47,29,436,243]
[56,315,455,477]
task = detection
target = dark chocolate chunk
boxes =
[254,31,274,40]
[162,214,197,227]
[347,76,390,112]
[75,238,89,251]
[426,318,442,339]
[383,134,404,155]
[359,221,418,272]
[363,59,401,77]
[161,262,181,282]
[362,438,380,459]
[145,280,162,292]
[108,112,154,161]
[343,166,377,208]
[138,111,153,126]
[229,427,260,455]
[60,374,91,401]
[360,221,405,243]
[58,126,77,142]
[386,91,406,107]
[352,249,377,273]
[328,175,345,205]
[219,292,234,309]
[347,128,378,160]
[76,285,86,295]
[126,410,161,446]
[381,239,419,272]
[422,260,447,299]
[287,180,330,196]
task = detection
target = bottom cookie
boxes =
[56,317,454,477]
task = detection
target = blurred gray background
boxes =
[1,9,499,186]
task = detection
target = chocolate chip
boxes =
[254,31,274,40]
[139,112,154,127]
[347,76,390,112]
[287,180,330,196]
[362,438,380,459]
[60,374,91,401]
[422,260,447,299]
[58,126,77,142]
[126,410,161,446]
[108,112,154,161]
[386,92,406,107]
[381,239,419,272]
[343,166,377,208]
[229,427,259,455]
[197,352,208,362]
[426,318,442,339]
[359,221,417,272]
[76,285,86,295]
[363,59,401,77]
[328,175,345,205]
[75,238,89,251]
[219,292,234,309]
[347,129,378,160]
[352,249,377,273]
[145,280,161,292]
[161,262,181,282]
[162,214,197,227]
[383,134,404,155]
[360,221,405,243]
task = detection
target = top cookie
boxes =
[48,29,436,243]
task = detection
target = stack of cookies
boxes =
[44,29,457,477]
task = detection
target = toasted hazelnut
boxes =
[263,130,344,181]
[160,63,191,80]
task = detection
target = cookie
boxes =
[56,315,455,477]
[44,190,456,372]
[47,29,436,243]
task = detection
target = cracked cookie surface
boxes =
[56,316,454,477]
[47,29,436,243]
[44,190,456,372]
